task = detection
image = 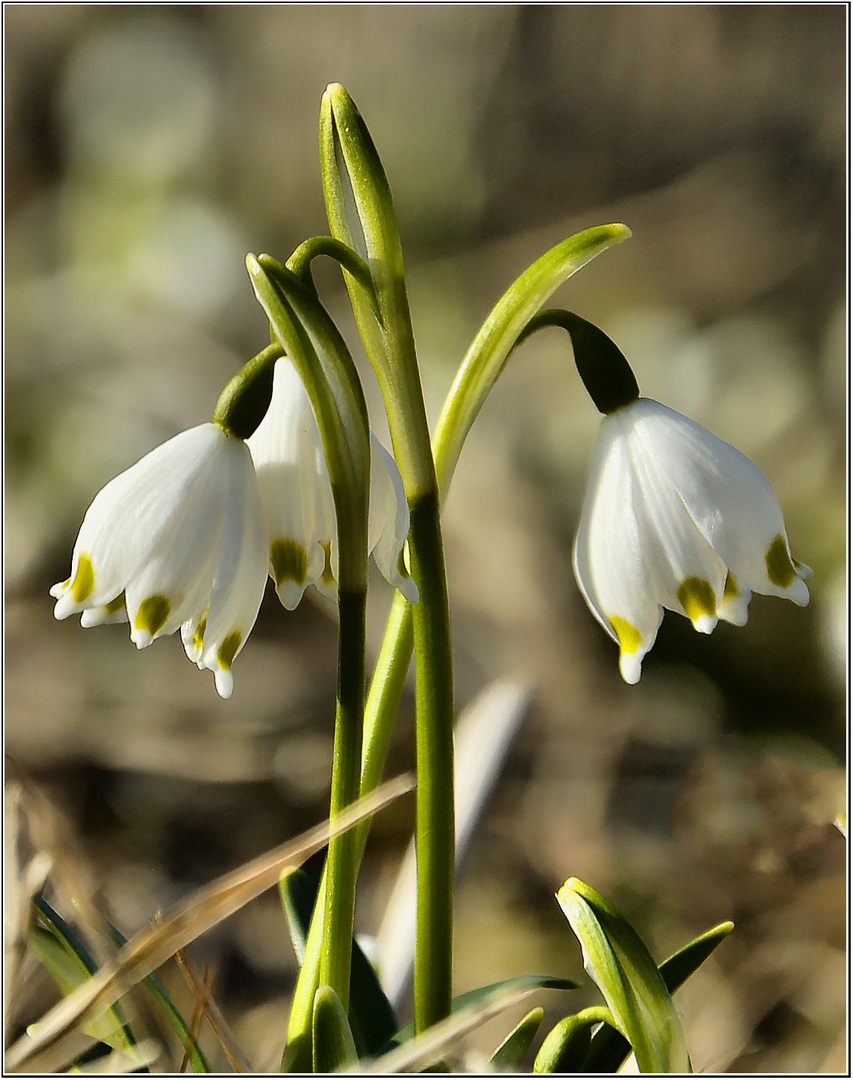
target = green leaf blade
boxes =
[432,224,632,501]
[490,1006,544,1072]
[312,985,359,1072]
[557,878,691,1073]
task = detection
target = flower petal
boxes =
[368,435,418,604]
[198,437,269,698]
[629,399,810,606]
[624,410,729,633]
[573,414,663,683]
[51,424,226,621]
[247,358,334,608]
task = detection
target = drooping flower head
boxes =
[566,314,810,683]
[51,422,269,698]
[247,357,417,609]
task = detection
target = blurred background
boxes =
[5,5,847,1072]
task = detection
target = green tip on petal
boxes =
[609,614,642,653]
[320,540,336,588]
[71,553,95,604]
[765,533,798,589]
[217,630,242,671]
[271,538,309,589]
[723,571,740,601]
[677,576,717,633]
[135,594,171,638]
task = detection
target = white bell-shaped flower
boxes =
[51,423,269,698]
[573,397,811,684]
[246,358,418,609]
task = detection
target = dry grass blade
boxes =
[360,985,538,1073]
[6,775,412,1072]
[4,776,53,1031]
[73,1039,161,1074]
[177,956,214,1074]
[176,950,250,1073]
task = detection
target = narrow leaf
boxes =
[556,878,691,1073]
[583,921,734,1073]
[312,985,358,1072]
[29,899,140,1062]
[364,983,548,1073]
[489,1006,544,1072]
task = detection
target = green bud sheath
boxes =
[213,343,282,439]
[563,312,639,414]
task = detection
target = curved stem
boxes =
[288,236,382,324]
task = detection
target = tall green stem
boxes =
[407,493,455,1030]
[353,229,633,853]
[321,83,455,1032]
[321,588,367,1006]
[247,256,370,1064]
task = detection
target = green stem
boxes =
[321,588,367,1009]
[351,231,634,844]
[407,492,455,1031]
[288,236,382,323]
[321,83,456,1033]
[357,591,414,835]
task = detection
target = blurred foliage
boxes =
[5,5,846,1073]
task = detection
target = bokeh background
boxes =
[5,5,847,1072]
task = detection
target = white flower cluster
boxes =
[51,359,416,698]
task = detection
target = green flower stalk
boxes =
[320,82,455,1034]
[247,255,370,1017]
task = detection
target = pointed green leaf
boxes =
[312,985,358,1072]
[320,83,435,498]
[533,1006,614,1073]
[280,870,398,1057]
[583,920,734,1073]
[490,1006,544,1072]
[28,900,141,1065]
[556,878,691,1073]
[431,224,631,501]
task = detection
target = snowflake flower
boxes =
[51,423,268,698]
[573,397,811,683]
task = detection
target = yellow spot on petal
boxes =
[677,577,716,623]
[320,540,336,587]
[71,554,95,603]
[193,616,208,653]
[217,630,242,671]
[397,550,411,581]
[104,592,126,615]
[135,594,171,636]
[723,572,740,601]
[271,538,308,587]
[766,534,797,588]
[609,615,642,654]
